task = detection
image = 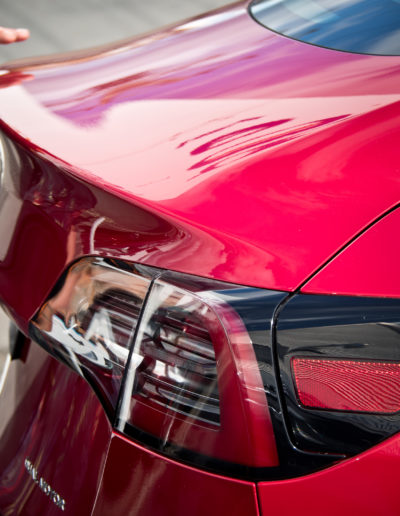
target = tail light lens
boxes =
[123,281,221,427]
[30,258,153,414]
[116,276,281,468]
[31,258,400,478]
[31,258,284,476]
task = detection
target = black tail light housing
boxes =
[29,257,400,480]
[276,294,400,457]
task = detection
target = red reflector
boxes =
[292,358,400,414]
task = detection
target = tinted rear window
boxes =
[249,0,400,56]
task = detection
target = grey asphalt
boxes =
[0,0,228,370]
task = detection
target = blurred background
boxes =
[0,0,228,371]
[0,0,228,62]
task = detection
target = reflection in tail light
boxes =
[131,286,220,425]
[30,258,283,476]
[117,278,279,468]
[30,258,152,414]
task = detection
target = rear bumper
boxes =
[258,433,400,516]
[94,433,259,516]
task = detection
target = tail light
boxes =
[30,258,400,479]
[30,257,284,477]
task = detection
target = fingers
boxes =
[15,28,30,42]
[0,27,30,44]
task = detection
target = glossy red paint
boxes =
[0,2,399,296]
[0,341,112,515]
[1,2,400,515]
[303,207,400,298]
[92,432,260,516]
[258,432,400,516]
[0,141,183,330]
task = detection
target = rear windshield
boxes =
[249,0,400,56]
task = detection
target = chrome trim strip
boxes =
[0,353,11,396]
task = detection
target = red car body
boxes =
[0,1,400,514]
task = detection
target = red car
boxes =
[1,0,400,514]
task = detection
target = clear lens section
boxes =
[134,283,220,425]
[120,281,220,428]
[31,258,151,413]
[117,276,279,468]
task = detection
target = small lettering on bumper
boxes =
[24,458,66,511]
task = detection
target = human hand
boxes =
[0,27,30,44]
